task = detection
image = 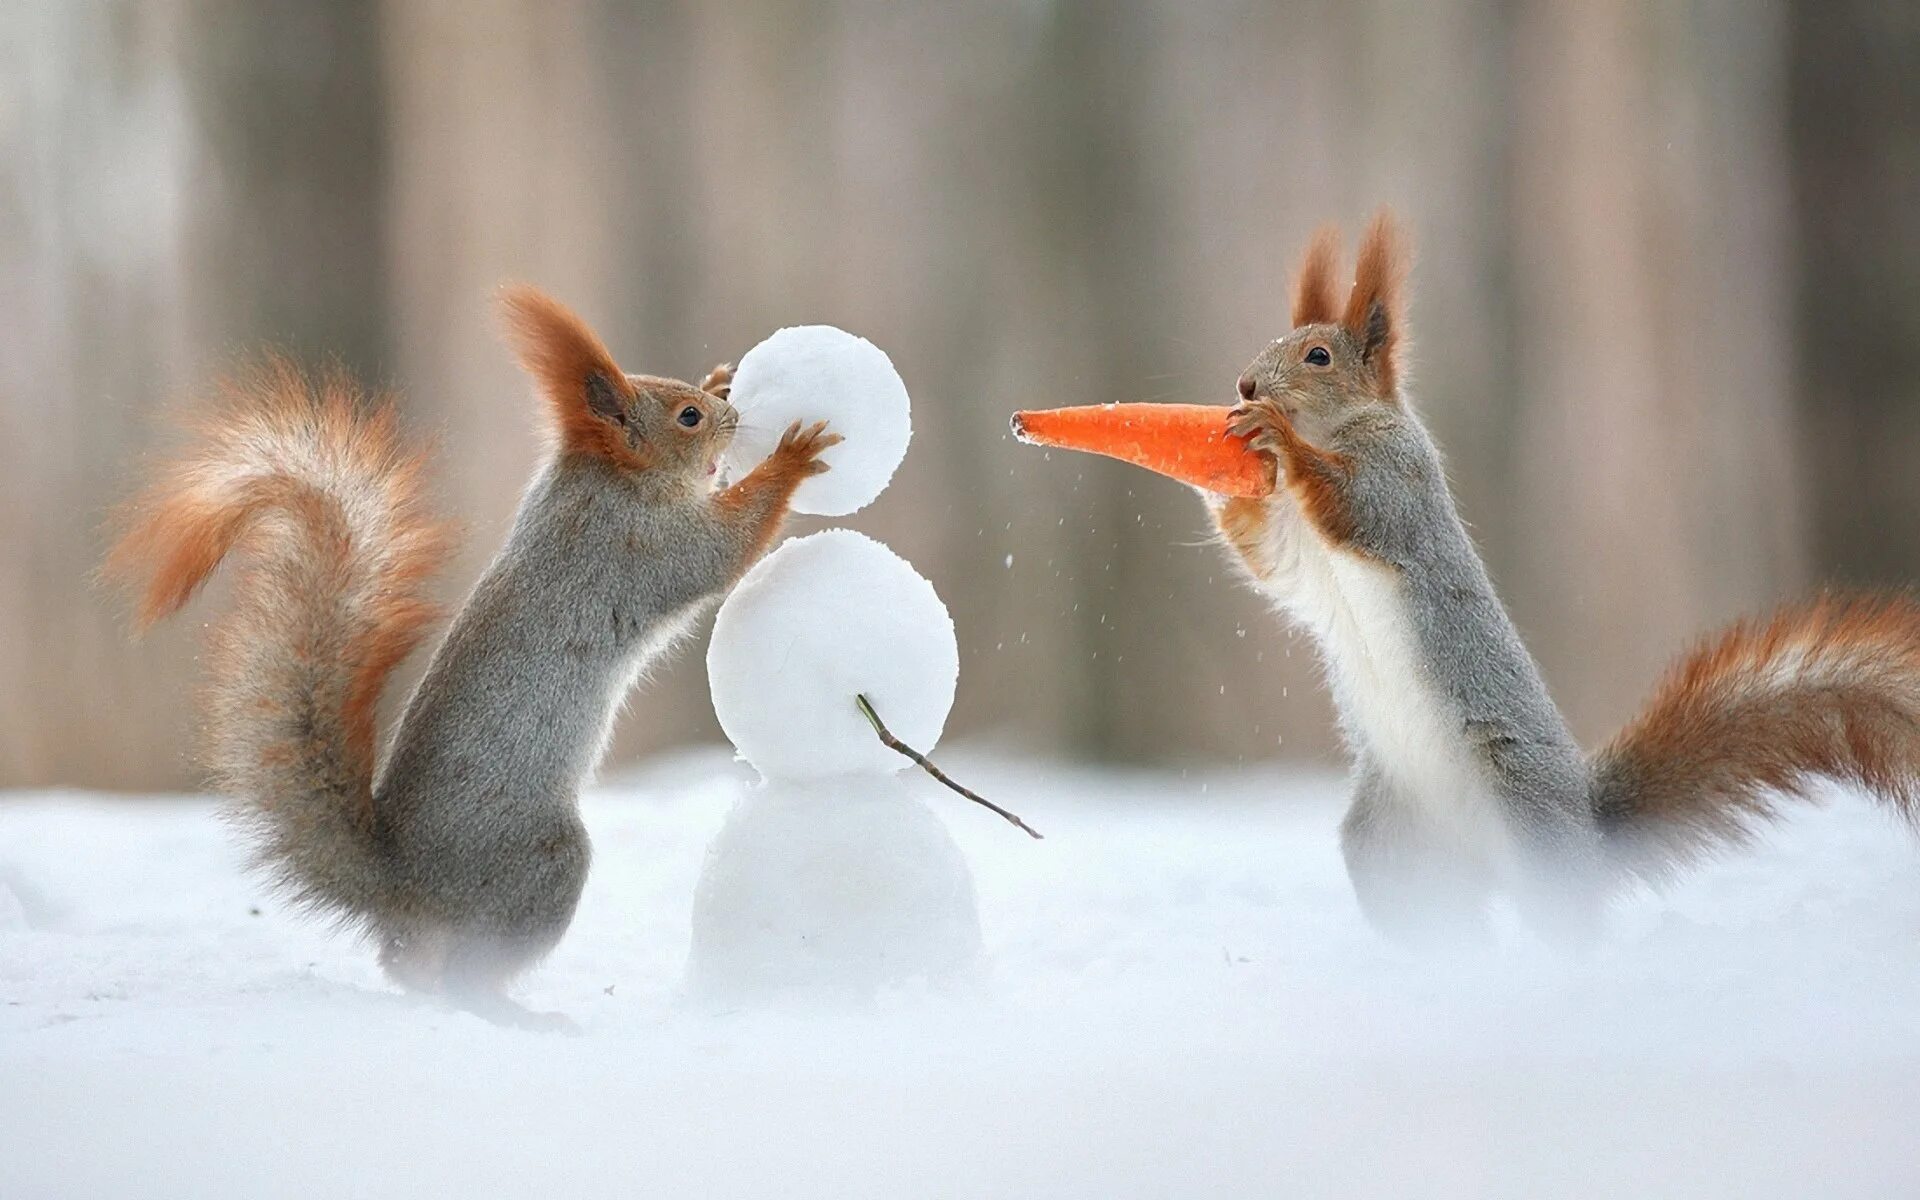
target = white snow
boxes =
[686,775,982,999]
[707,530,958,780]
[4,759,1920,1198]
[0,879,26,931]
[720,325,912,516]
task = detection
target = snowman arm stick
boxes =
[855,694,1043,840]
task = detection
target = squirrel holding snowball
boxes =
[1212,212,1920,943]
[106,287,839,1027]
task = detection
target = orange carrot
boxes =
[1010,403,1275,498]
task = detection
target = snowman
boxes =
[686,327,1035,1001]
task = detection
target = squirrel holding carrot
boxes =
[1013,212,1920,943]
[1200,211,1920,942]
[106,287,838,1027]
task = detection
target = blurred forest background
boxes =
[3,0,1916,791]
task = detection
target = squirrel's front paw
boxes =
[1226,398,1295,457]
[701,362,734,399]
[773,420,845,477]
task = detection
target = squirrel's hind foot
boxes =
[381,929,578,1033]
[378,931,447,993]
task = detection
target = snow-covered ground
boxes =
[3,751,1917,1198]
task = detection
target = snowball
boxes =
[686,775,982,1000]
[708,530,958,781]
[720,326,911,517]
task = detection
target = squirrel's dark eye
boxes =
[677,406,702,428]
[1305,346,1331,366]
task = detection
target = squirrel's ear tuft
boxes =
[1341,209,1410,397]
[1291,224,1344,328]
[498,284,642,456]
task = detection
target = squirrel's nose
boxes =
[1236,374,1257,401]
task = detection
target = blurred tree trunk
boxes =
[181,0,391,364]
[1507,0,1803,745]
[1789,0,1920,585]
[1015,1,1169,759]
[0,1,196,788]
[0,0,1845,790]
[380,0,722,766]
[0,0,391,789]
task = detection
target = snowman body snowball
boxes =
[688,530,982,999]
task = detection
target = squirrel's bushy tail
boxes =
[106,358,454,926]
[1591,593,1920,886]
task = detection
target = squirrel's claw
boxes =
[773,419,841,475]
[1226,397,1290,447]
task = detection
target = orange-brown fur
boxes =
[1221,214,1920,906]
[499,285,650,468]
[498,283,833,572]
[1214,495,1276,579]
[714,420,839,568]
[105,357,454,843]
[1222,210,1410,557]
[1235,397,1363,547]
[105,300,835,1022]
[1594,593,1920,882]
[499,285,745,486]
[1290,223,1344,327]
[700,362,735,399]
[1340,210,1408,400]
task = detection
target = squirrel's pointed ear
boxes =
[699,362,734,400]
[1341,209,1410,397]
[1291,224,1343,328]
[498,285,639,447]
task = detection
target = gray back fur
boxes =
[377,454,744,947]
[1329,406,1600,861]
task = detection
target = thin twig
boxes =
[855,694,1043,839]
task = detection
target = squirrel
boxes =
[105,287,840,1027]
[1213,211,1920,944]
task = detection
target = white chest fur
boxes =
[1251,499,1509,853]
